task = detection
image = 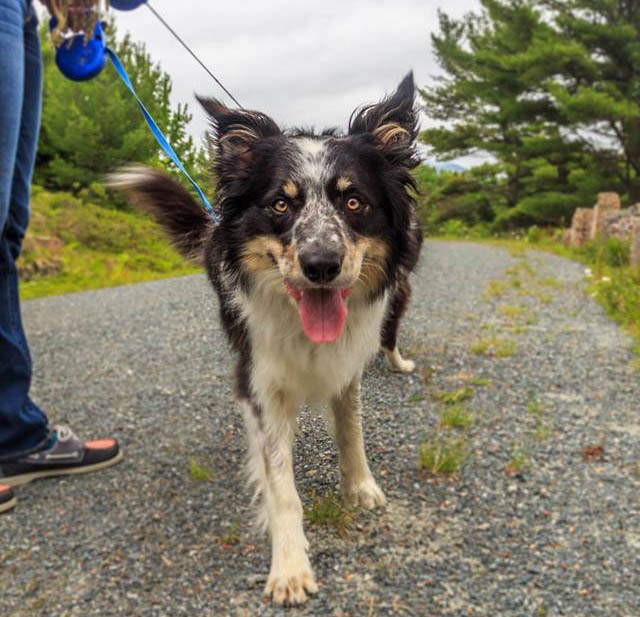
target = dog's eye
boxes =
[272,199,289,214]
[346,197,363,212]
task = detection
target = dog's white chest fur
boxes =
[239,285,387,405]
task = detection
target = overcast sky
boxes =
[110,0,480,146]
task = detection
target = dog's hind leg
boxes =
[241,396,318,606]
[381,276,416,373]
[330,378,386,509]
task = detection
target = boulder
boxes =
[570,208,594,247]
[602,203,640,242]
[591,192,621,239]
[631,220,640,268]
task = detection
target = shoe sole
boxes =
[0,496,17,513]
[2,451,124,487]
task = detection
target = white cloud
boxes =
[112,0,480,142]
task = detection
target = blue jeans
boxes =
[0,0,49,459]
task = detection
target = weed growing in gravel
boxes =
[505,445,529,475]
[219,519,240,545]
[189,459,213,481]
[503,325,528,335]
[498,305,525,319]
[494,339,517,357]
[470,339,490,354]
[469,376,492,387]
[534,419,552,441]
[527,399,544,415]
[471,337,517,357]
[535,291,553,305]
[524,313,539,325]
[509,277,522,288]
[419,435,468,474]
[408,393,426,403]
[541,276,562,289]
[440,404,473,429]
[434,386,474,405]
[485,280,506,299]
[304,492,354,538]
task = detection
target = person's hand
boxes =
[40,1,99,34]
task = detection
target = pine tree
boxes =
[543,0,640,201]
[421,0,564,214]
[35,24,202,200]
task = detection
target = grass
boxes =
[189,458,214,481]
[470,337,517,357]
[434,386,474,405]
[505,445,529,475]
[540,276,562,289]
[418,434,469,475]
[407,393,426,403]
[469,376,492,387]
[498,304,525,319]
[440,404,473,429]
[304,492,354,538]
[219,519,240,546]
[534,419,552,441]
[527,399,544,415]
[485,280,506,299]
[18,187,199,300]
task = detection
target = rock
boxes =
[570,208,593,247]
[602,203,640,242]
[17,234,64,280]
[590,192,621,240]
[631,220,640,268]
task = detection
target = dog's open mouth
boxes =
[285,283,352,344]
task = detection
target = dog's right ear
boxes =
[197,97,281,179]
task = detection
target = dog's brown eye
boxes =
[346,197,363,212]
[272,199,289,214]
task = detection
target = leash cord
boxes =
[144,1,244,109]
[106,48,219,222]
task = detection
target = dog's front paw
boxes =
[384,347,416,373]
[263,563,318,606]
[344,477,386,509]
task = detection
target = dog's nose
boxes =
[300,250,342,284]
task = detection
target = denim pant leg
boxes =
[0,0,49,459]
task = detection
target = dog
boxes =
[110,72,422,605]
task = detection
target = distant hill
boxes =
[424,161,467,173]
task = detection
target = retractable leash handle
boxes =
[109,0,147,10]
[49,9,218,222]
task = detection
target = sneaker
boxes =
[0,484,16,513]
[0,425,123,487]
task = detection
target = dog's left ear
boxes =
[197,97,282,178]
[348,72,418,166]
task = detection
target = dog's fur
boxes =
[109,73,422,605]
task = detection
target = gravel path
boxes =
[1,240,638,617]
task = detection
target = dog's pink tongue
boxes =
[297,288,348,344]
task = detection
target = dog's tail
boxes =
[107,165,212,263]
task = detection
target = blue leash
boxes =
[50,17,218,223]
[105,49,218,223]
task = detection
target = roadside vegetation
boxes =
[18,187,197,300]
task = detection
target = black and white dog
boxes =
[111,73,422,605]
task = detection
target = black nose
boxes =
[300,251,342,283]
